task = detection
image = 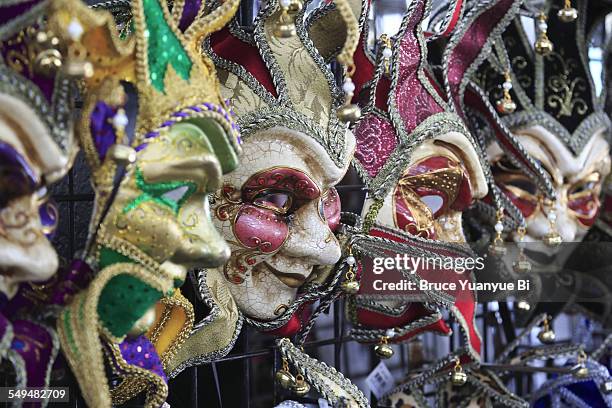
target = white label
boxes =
[365,361,394,399]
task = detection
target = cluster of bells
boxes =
[488,207,562,274]
[275,359,311,397]
[29,19,94,80]
[272,0,361,124]
[496,0,577,115]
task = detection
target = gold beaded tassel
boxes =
[496,71,517,114]
[340,246,360,294]
[512,226,532,273]
[535,12,554,55]
[450,358,468,387]
[380,34,392,74]
[273,0,302,38]
[537,315,556,344]
[334,0,362,124]
[558,0,578,22]
[489,209,507,256]
[542,205,562,247]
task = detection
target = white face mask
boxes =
[211,126,355,321]
[0,95,67,299]
[488,125,611,266]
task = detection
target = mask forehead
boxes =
[514,126,611,182]
[227,127,354,190]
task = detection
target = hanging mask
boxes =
[0,0,82,400]
[53,0,241,406]
[345,0,507,366]
[202,0,359,336]
[471,0,611,269]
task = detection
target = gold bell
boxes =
[450,359,468,387]
[574,350,589,378]
[535,13,554,55]
[275,369,296,389]
[341,280,360,294]
[535,37,554,55]
[273,1,296,38]
[337,103,362,124]
[558,0,578,23]
[543,231,562,247]
[276,358,296,389]
[34,49,63,77]
[292,374,310,397]
[513,259,532,274]
[489,241,507,256]
[273,19,296,38]
[374,336,394,359]
[538,316,556,344]
[575,365,589,378]
[496,98,517,114]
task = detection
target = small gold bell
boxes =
[496,98,517,114]
[538,317,556,344]
[275,369,296,389]
[535,36,554,55]
[374,337,394,359]
[286,0,303,15]
[34,49,63,77]
[489,241,507,256]
[273,19,296,38]
[341,280,360,294]
[575,365,589,378]
[558,7,578,22]
[337,103,362,124]
[513,259,532,274]
[292,375,310,397]
[450,360,468,386]
[543,231,562,247]
[538,328,556,344]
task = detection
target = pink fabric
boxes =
[394,0,444,133]
[354,115,397,178]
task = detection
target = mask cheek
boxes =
[112,202,183,263]
[233,204,289,253]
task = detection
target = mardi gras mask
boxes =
[54,0,241,405]
[204,0,359,334]
[0,0,78,299]
[344,0,523,366]
[473,0,611,264]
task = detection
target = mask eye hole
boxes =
[253,191,293,214]
[162,185,191,204]
[569,173,600,198]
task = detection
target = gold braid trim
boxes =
[57,263,170,408]
[334,0,359,68]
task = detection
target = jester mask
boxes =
[202,0,359,336]
[54,0,241,406]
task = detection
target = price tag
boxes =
[365,361,394,399]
